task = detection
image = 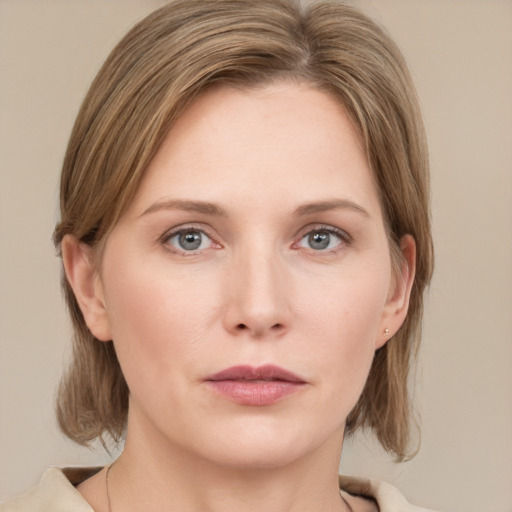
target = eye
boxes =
[296,227,347,251]
[165,228,215,253]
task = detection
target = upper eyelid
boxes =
[295,224,352,242]
[159,224,220,252]
[291,225,352,255]
[160,223,215,241]
[158,222,351,249]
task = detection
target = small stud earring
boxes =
[384,328,390,336]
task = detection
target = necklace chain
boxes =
[105,462,114,512]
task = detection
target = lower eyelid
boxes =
[161,226,223,254]
[293,226,352,252]
[159,224,351,255]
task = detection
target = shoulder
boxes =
[339,475,441,512]
[0,467,99,512]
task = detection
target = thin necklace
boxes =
[105,462,352,512]
[341,494,354,512]
[105,462,114,512]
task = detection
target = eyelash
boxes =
[294,224,352,254]
[159,224,352,255]
[160,224,220,256]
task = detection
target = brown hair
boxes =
[53,0,433,461]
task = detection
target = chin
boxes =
[191,419,342,471]
[204,441,306,471]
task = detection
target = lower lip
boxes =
[206,380,304,406]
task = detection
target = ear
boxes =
[61,235,112,342]
[375,234,416,349]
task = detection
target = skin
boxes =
[63,82,415,512]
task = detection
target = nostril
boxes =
[232,322,286,335]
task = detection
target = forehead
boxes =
[128,81,381,220]
[161,82,365,163]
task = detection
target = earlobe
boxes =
[61,235,112,342]
[376,234,416,349]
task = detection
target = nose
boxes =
[222,247,292,339]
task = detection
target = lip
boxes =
[204,364,306,406]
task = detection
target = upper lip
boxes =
[205,364,305,383]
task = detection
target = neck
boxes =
[108,415,346,512]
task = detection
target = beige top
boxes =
[1,467,439,512]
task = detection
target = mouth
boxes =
[204,364,306,406]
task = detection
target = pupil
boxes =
[179,231,202,250]
[309,231,330,250]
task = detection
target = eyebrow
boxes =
[141,199,228,218]
[293,199,370,218]
[140,198,369,219]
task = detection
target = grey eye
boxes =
[297,228,344,251]
[167,229,212,252]
[308,231,331,250]
[178,231,203,250]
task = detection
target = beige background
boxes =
[0,1,511,511]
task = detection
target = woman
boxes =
[1,0,435,510]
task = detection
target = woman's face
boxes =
[76,82,413,468]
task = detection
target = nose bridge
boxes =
[224,239,290,337]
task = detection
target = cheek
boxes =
[100,256,219,388]
[299,258,389,341]
[297,262,390,397]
